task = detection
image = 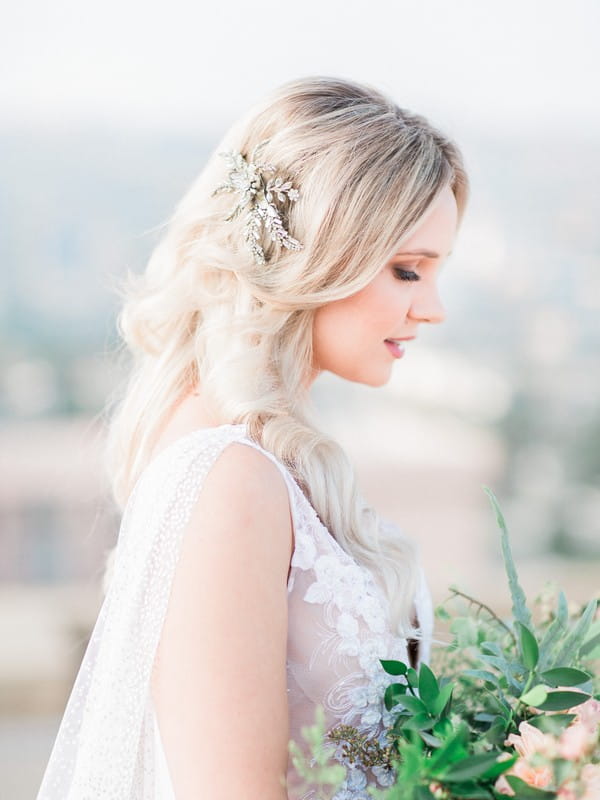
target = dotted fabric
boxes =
[36,423,433,799]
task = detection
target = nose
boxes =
[407,281,446,325]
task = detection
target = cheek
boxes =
[316,284,399,340]
[313,301,361,366]
[313,304,351,355]
[313,294,388,360]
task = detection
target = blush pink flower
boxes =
[494,758,555,795]
[505,721,557,760]
[495,722,557,795]
[494,774,513,795]
[513,758,554,789]
[580,763,600,800]
[558,721,595,760]
[572,697,600,731]
[557,783,577,800]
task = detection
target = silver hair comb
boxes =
[211,139,303,265]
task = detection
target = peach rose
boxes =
[505,721,557,760]
[581,763,600,800]
[572,697,600,731]
[558,721,596,760]
[557,783,577,800]
[494,758,554,795]
[495,721,557,795]
[512,758,553,789]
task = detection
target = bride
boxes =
[37,75,469,799]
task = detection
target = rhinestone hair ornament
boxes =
[211,138,303,266]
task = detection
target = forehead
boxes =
[394,186,458,258]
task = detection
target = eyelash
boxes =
[393,266,421,282]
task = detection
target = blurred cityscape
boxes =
[1,124,599,797]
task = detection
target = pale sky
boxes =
[1,0,598,138]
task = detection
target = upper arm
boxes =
[150,442,294,800]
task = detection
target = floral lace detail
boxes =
[275,451,432,799]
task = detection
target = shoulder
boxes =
[206,438,292,515]
[186,437,295,566]
[151,437,293,798]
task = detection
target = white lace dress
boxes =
[37,422,433,799]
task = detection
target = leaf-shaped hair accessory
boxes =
[211,139,303,265]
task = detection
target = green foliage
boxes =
[504,775,555,798]
[287,705,346,799]
[483,487,532,630]
[288,489,599,800]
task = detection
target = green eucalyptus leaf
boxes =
[441,751,504,781]
[483,487,532,629]
[402,713,435,731]
[399,695,428,715]
[505,775,556,798]
[433,717,453,739]
[552,598,598,667]
[482,688,512,720]
[406,667,419,688]
[478,654,525,693]
[480,641,503,657]
[474,712,497,723]
[429,728,469,772]
[384,683,407,711]
[535,690,591,711]
[415,787,436,800]
[392,713,411,734]
[480,752,517,780]
[463,669,500,687]
[540,666,592,687]
[556,590,569,624]
[537,592,569,670]
[396,737,423,780]
[485,715,508,745]
[516,621,539,670]
[443,782,494,798]
[430,682,454,716]
[419,730,442,748]
[520,685,548,706]
[480,755,519,781]
[418,663,440,710]
[580,630,600,657]
[380,659,408,676]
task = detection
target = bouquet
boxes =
[289,488,600,800]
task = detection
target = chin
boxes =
[341,366,392,388]
[364,373,392,388]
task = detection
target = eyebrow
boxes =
[395,248,452,258]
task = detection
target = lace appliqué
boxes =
[283,487,417,799]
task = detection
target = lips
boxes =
[384,339,406,358]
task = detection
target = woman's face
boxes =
[310,183,458,387]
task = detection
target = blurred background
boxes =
[1,0,599,796]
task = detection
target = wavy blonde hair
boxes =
[101,75,469,639]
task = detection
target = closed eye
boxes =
[393,267,420,282]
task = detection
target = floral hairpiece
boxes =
[211,139,303,265]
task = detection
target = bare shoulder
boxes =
[186,439,295,573]
[207,439,291,499]
[152,438,294,797]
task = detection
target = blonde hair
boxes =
[101,75,469,638]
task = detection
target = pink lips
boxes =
[384,340,405,358]
[384,336,415,358]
